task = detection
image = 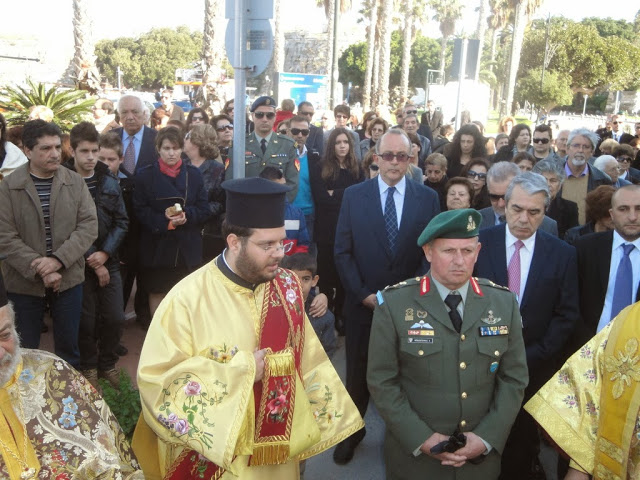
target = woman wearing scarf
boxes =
[133,127,212,316]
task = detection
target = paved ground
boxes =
[38,294,559,480]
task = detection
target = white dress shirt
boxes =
[505,227,537,305]
[378,175,406,229]
[597,231,640,332]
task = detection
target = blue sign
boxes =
[275,72,330,110]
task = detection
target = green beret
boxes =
[417,209,482,246]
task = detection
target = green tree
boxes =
[95,27,202,90]
[515,68,573,111]
[428,0,463,76]
[581,17,635,43]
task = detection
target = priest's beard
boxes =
[235,244,280,285]
[0,334,22,387]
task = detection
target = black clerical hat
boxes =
[222,177,291,229]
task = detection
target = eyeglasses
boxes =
[618,156,633,163]
[466,170,487,180]
[290,128,309,136]
[254,112,275,119]
[377,152,410,162]
[335,114,348,119]
[369,164,379,171]
[216,124,234,132]
[532,138,550,144]
[299,111,314,117]
[191,116,204,121]
[612,121,620,125]
[405,110,417,115]
[489,193,506,201]
[569,144,593,150]
[248,239,292,254]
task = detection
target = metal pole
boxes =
[455,38,468,131]
[330,1,340,108]
[117,66,122,90]
[232,0,248,179]
[582,94,588,116]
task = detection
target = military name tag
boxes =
[479,325,509,336]
[408,337,434,344]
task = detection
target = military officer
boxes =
[367,208,528,480]
[225,96,299,201]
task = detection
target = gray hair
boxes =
[117,95,144,114]
[402,114,419,125]
[532,159,566,184]
[593,155,617,171]
[505,172,551,207]
[568,128,599,150]
[376,128,411,155]
[487,161,520,186]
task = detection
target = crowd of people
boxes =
[0,89,640,479]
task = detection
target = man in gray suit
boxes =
[479,162,558,236]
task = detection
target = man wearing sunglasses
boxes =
[297,101,324,156]
[531,125,559,164]
[234,96,299,202]
[596,115,634,155]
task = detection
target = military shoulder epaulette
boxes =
[475,277,509,291]
[383,277,420,291]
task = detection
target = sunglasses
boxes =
[405,110,418,115]
[532,138,550,144]
[369,164,380,171]
[191,116,204,121]
[335,114,349,119]
[489,193,506,201]
[254,112,275,119]
[467,170,487,180]
[377,152,410,162]
[216,124,234,132]
[618,156,633,163]
[290,128,309,136]
[612,121,620,125]
[278,129,288,135]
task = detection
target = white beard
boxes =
[0,342,22,387]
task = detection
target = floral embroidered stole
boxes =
[594,302,640,480]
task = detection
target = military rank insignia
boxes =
[467,215,476,231]
[294,158,300,171]
[479,325,509,336]
[481,310,500,324]
[420,276,430,295]
[224,158,230,170]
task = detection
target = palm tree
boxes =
[428,0,463,77]
[71,0,100,93]
[201,0,225,113]
[376,0,394,108]
[317,0,352,106]
[474,0,489,80]
[504,0,543,115]
[399,0,414,104]
[363,0,379,111]
[0,79,94,131]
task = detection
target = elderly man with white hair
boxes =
[594,155,632,189]
[560,128,612,224]
[0,266,143,479]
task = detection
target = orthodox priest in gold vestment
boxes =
[133,177,364,479]
[525,301,640,480]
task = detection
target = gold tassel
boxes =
[265,350,295,377]
[249,443,291,466]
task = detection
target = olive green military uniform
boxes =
[225,133,299,202]
[367,274,528,480]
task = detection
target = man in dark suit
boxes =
[479,161,559,236]
[420,100,442,138]
[334,129,440,464]
[475,172,579,479]
[597,115,635,152]
[297,101,323,157]
[114,95,158,329]
[575,185,640,340]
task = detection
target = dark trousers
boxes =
[317,242,344,316]
[9,284,83,367]
[344,300,374,417]
[499,408,540,479]
[79,264,124,371]
[121,261,150,325]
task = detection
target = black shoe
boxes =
[333,428,366,465]
[115,344,128,356]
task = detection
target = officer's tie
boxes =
[384,186,398,253]
[260,138,267,154]
[444,292,463,333]
[610,243,635,321]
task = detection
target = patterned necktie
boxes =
[498,215,506,224]
[444,292,463,332]
[508,240,524,301]
[260,138,267,154]
[123,136,136,175]
[384,186,398,253]
[611,243,635,321]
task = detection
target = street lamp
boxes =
[582,94,588,116]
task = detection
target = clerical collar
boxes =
[217,249,259,290]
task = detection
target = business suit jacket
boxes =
[335,178,440,310]
[113,126,158,174]
[307,124,324,157]
[478,207,559,237]
[368,274,528,479]
[475,225,579,391]
[421,110,443,134]
[575,231,640,340]
[546,195,579,240]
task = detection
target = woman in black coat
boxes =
[133,127,212,316]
